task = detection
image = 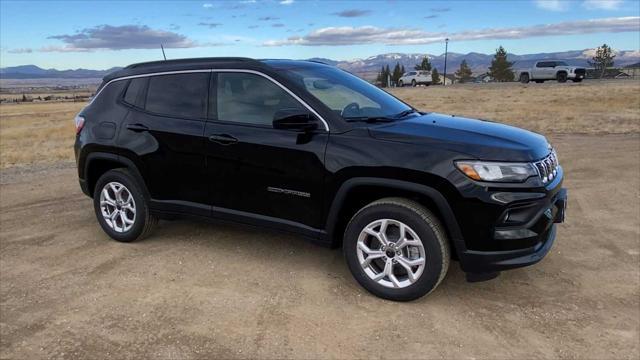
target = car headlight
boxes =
[455,161,538,182]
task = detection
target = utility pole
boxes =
[443,38,449,86]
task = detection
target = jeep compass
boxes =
[74,58,567,301]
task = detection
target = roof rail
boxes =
[125,57,258,69]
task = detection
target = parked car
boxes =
[516,60,586,83]
[75,58,567,301]
[398,70,432,86]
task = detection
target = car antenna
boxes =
[160,44,167,60]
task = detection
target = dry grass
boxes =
[0,101,84,168]
[390,80,640,134]
[0,80,638,169]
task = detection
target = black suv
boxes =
[75,58,567,301]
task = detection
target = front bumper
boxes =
[457,188,567,274]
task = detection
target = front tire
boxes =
[398,80,404,87]
[343,198,450,301]
[572,78,582,83]
[557,72,568,83]
[519,73,530,84]
[411,79,417,87]
[93,169,157,242]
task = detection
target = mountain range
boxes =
[1,49,639,80]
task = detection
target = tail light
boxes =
[74,115,85,134]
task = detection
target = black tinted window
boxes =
[123,78,147,107]
[216,72,303,126]
[146,73,209,119]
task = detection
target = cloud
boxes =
[264,16,640,46]
[534,0,569,11]
[430,7,450,12]
[259,16,279,21]
[424,15,439,19]
[583,0,623,10]
[280,0,294,4]
[248,25,259,29]
[332,9,371,17]
[272,23,285,28]
[46,25,196,51]
[8,48,33,54]
[198,22,223,28]
[169,24,180,30]
[203,3,213,8]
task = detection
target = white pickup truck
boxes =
[516,60,586,84]
[398,70,432,87]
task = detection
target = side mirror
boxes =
[273,108,317,132]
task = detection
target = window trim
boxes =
[91,68,330,132]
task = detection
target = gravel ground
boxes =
[1,134,639,359]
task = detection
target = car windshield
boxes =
[274,64,414,121]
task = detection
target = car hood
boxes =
[368,113,551,161]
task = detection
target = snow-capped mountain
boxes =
[2,49,638,80]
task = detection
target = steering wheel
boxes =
[341,102,361,117]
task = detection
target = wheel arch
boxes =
[84,152,148,199]
[324,177,465,256]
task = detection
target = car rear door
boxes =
[118,72,211,216]
[203,71,329,229]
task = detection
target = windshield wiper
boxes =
[343,116,395,123]
[393,109,418,118]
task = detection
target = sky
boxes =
[0,0,639,70]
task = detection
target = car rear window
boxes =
[145,73,210,119]
[123,78,147,108]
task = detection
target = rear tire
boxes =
[93,169,157,243]
[572,78,582,83]
[557,72,568,83]
[411,79,417,87]
[343,197,450,301]
[520,73,530,84]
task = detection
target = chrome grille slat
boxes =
[535,150,559,184]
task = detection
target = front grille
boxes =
[575,68,586,76]
[534,151,559,184]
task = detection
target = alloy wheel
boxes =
[356,219,426,288]
[99,182,136,233]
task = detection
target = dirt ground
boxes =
[1,133,638,359]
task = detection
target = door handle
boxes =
[126,123,149,132]
[208,134,238,145]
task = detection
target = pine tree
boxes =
[488,46,514,82]
[392,62,403,85]
[415,57,432,71]
[589,43,615,79]
[376,66,385,86]
[455,60,473,83]
[384,64,391,87]
[431,68,440,84]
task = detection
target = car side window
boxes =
[145,73,209,119]
[123,78,147,108]
[215,72,304,126]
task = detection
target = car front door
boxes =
[118,72,210,216]
[203,71,329,229]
